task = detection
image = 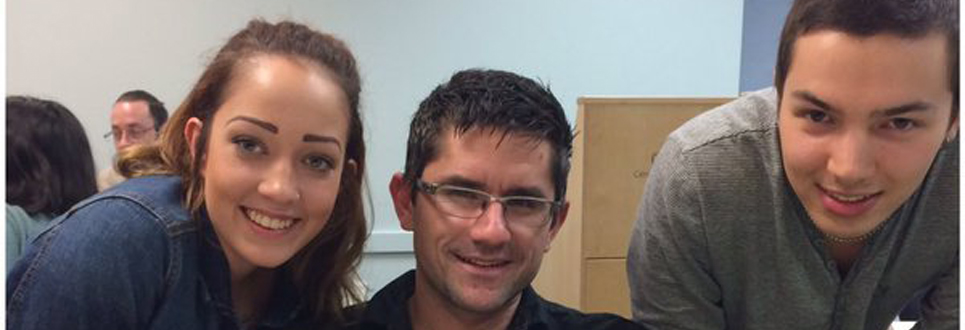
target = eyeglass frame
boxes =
[103,125,156,142]
[414,179,563,229]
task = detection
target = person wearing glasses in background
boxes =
[354,69,640,330]
[99,89,168,190]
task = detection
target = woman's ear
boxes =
[345,159,358,178]
[184,118,205,173]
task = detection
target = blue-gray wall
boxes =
[739,0,792,92]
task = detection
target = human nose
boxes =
[468,200,512,246]
[826,131,876,187]
[258,161,301,204]
[116,133,134,151]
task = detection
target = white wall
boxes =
[7,0,744,296]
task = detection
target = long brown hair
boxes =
[118,19,367,325]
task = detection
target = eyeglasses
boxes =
[103,126,155,142]
[415,180,560,229]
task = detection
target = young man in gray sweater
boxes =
[627,0,959,329]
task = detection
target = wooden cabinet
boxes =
[533,96,732,317]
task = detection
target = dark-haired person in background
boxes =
[6,96,97,271]
[627,0,958,329]
[98,89,168,190]
[356,69,641,330]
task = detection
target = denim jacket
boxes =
[7,175,309,330]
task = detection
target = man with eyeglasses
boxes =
[354,69,641,330]
[97,89,168,191]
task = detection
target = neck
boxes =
[827,242,864,277]
[408,280,520,330]
[226,254,275,326]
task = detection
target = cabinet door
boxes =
[582,100,727,259]
[583,258,631,317]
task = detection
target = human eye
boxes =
[798,109,832,124]
[439,187,485,205]
[884,117,919,131]
[302,154,334,172]
[135,127,152,136]
[504,197,549,213]
[231,136,265,155]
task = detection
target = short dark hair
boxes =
[7,96,97,215]
[403,69,574,209]
[115,89,168,130]
[775,0,959,118]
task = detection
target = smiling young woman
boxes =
[7,20,368,330]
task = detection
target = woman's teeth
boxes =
[246,209,295,230]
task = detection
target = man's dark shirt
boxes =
[349,270,643,330]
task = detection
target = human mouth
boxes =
[454,254,511,269]
[827,191,877,202]
[243,207,297,230]
[818,186,881,217]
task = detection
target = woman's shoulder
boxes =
[17,175,198,264]
[78,175,194,228]
[7,177,199,310]
[17,174,201,266]
[6,188,193,329]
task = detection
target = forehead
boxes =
[424,127,553,188]
[111,100,153,124]
[227,54,345,103]
[212,55,350,136]
[784,30,952,111]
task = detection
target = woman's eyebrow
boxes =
[304,134,342,150]
[226,116,277,133]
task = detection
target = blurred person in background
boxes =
[6,95,97,272]
[99,89,168,190]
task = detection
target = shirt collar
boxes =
[360,269,417,330]
[507,286,549,330]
